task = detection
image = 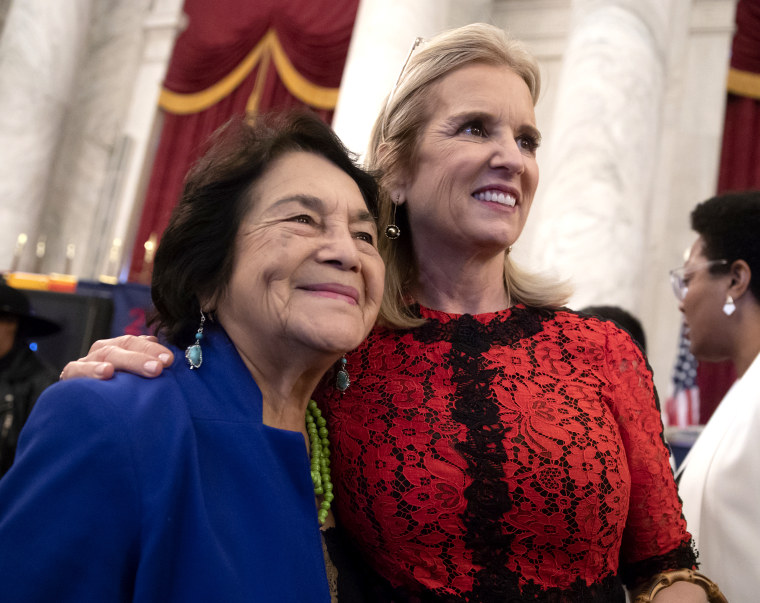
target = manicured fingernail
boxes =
[95,363,108,377]
[159,353,171,365]
[144,360,159,374]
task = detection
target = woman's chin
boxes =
[287,313,370,355]
[297,331,365,359]
[689,341,731,364]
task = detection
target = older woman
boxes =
[0,112,384,602]
[673,191,760,603]
[62,24,722,602]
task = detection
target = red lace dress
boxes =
[316,305,696,602]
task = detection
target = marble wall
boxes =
[0,0,183,279]
[0,0,739,400]
[0,0,11,36]
[0,0,95,274]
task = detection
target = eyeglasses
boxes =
[381,36,424,140]
[668,259,728,301]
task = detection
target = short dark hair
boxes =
[150,111,379,346]
[691,190,760,301]
[580,305,647,352]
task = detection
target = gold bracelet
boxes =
[632,569,727,603]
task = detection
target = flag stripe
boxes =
[665,323,700,426]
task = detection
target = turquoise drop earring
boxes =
[335,356,350,392]
[185,311,205,369]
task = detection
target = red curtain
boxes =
[128,0,359,282]
[697,0,760,421]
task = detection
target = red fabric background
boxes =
[698,0,760,421]
[727,0,760,74]
[128,0,359,282]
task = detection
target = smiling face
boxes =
[214,151,385,364]
[399,63,540,259]
[679,237,732,361]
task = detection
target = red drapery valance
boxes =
[698,0,760,421]
[128,0,359,282]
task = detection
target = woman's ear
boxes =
[390,187,407,206]
[376,141,390,163]
[199,291,219,315]
[376,142,408,206]
[728,259,752,300]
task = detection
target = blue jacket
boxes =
[0,326,330,602]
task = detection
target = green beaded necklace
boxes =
[305,400,333,525]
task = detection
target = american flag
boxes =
[664,323,700,426]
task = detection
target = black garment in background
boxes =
[0,343,58,476]
[322,521,394,602]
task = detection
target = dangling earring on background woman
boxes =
[723,295,736,316]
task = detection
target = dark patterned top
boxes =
[316,305,696,602]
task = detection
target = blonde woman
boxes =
[64,25,722,602]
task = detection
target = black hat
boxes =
[0,283,61,338]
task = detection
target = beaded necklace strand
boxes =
[306,400,333,525]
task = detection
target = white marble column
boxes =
[105,0,186,282]
[0,0,94,272]
[333,0,493,158]
[40,0,184,280]
[528,0,678,310]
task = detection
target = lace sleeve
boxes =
[600,322,697,588]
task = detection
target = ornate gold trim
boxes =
[159,29,339,115]
[727,67,760,100]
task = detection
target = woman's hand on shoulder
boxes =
[59,335,174,381]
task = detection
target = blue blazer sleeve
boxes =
[0,379,141,601]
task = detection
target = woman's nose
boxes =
[318,228,361,271]
[489,137,525,173]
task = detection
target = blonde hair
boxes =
[367,23,570,328]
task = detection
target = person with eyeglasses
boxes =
[59,24,723,602]
[672,190,760,603]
